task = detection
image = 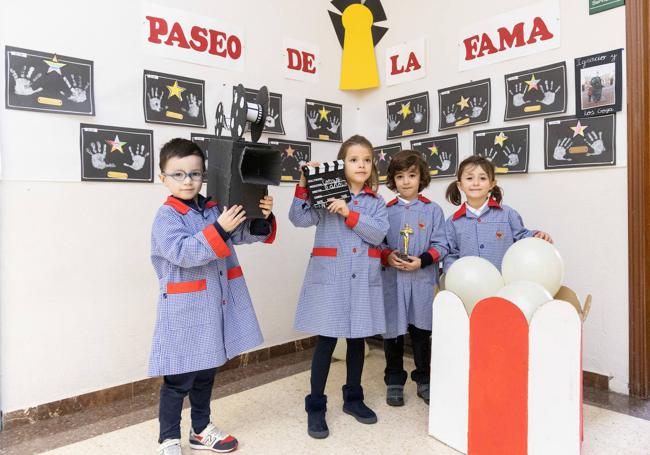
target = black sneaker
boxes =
[386,385,405,407]
[305,394,329,439]
[416,382,430,405]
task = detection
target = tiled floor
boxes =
[3,347,650,454]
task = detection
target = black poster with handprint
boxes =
[143,70,205,128]
[80,124,154,182]
[504,62,567,121]
[410,135,458,179]
[544,114,616,169]
[5,46,94,115]
[386,92,429,140]
[473,126,529,175]
[374,143,403,184]
[268,138,311,183]
[243,88,285,135]
[438,79,491,131]
[305,99,342,143]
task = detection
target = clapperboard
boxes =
[302,160,351,209]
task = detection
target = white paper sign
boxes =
[458,1,561,71]
[385,38,426,86]
[142,3,245,71]
[283,37,320,83]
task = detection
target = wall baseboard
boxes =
[583,370,610,391]
[1,336,316,432]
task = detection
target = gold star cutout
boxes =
[429,144,439,156]
[570,121,588,137]
[166,80,186,100]
[398,102,412,119]
[318,106,331,121]
[524,74,541,91]
[105,135,127,153]
[285,145,295,157]
[494,132,509,146]
[43,54,66,75]
[457,96,470,110]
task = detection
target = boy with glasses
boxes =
[150,138,276,454]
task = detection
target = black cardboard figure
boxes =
[80,124,153,182]
[302,160,351,209]
[504,62,567,121]
[544,114,616,169]
[242,87,285,135]
[143,70,206,127]
[575,49,623,118]
[386,92,429,139]
[374,143,403,184]
[410,135,458,179]
[268,138,312,183]
[207,84,282,218]
[438,79,491,131]
[473,126,530,174]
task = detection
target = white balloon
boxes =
[445,256,504,315]
[496,281,553,322]
[502,237,564,296]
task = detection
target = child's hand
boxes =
[299,161,321,188]
[534,231,553,243]
[387,251,403,268]
[387,252,420,271]
[217,205,246,232]
[327,198,350,217]
[259,195,273,219]
[401,255,421,271]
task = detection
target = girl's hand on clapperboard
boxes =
[327,198,350,218]
[259,195,274,219]
[299,161,321,187]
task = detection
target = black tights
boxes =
[310,335,365,396]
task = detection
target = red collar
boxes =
[418,195,432,204]
[164,196,218,214]
[386,198,398,207]
[452,199,501,220]
[362,185,377,197]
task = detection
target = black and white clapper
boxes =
[302,160,351,209]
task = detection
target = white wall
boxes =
[361,0,628,392]
[0,0,630,413]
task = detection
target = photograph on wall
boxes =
[268,138,311,183]
[544,114,616,169]
[5,45,94,115]
[575,48,623,118]
[386,92,429,139]
[243,88,285,135]
[438,79,490,131]
[410,135,458,179]
[143,70,205,127]
[473,125,530,174]
[374,143,403,184]
[305,99,342,142]
[80,124,154,182]
[504,62,567,121]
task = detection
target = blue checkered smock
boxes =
[148,196,276,377]
[289,185,389,339]
[380,195,448,338]
[443,199,536,273]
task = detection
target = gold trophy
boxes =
[398,224,414,262]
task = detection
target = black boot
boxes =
[305,394,329,439]
[342,385,377,424]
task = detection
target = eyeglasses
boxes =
[162,171,206,182]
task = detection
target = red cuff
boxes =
[345,210,360,228]
[427,248,440,262]
[380,248,394,267]
[202,224,231,258]
[264,216,277,244]
[295,184,309,200]
[227,266,243,280]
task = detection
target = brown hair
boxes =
[159,138,206,172]
[337,135,379,192]
[445,155,503,206]
[386,150,431,192]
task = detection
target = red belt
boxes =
[312,248,381,258]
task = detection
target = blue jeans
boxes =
[158,367,217,442]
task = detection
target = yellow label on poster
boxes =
[166,111,183,120]
[281,175,295,181]
[37,97,62,106]
[495,167,509,174]
[524,105,542,112]
[569,146,589,154]
[107,171,129,179]
[401,129,414,136]
[318,134,330,140]
[430,169,439,176]
[455,118,470,126]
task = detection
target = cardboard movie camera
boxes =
[429,238,592,455]
[207,84,281,218]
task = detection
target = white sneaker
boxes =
[158,438,182,455]
[189,422,238,452]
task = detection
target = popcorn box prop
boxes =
[429,287,591,455]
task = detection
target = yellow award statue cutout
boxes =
[329,0,388,91]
